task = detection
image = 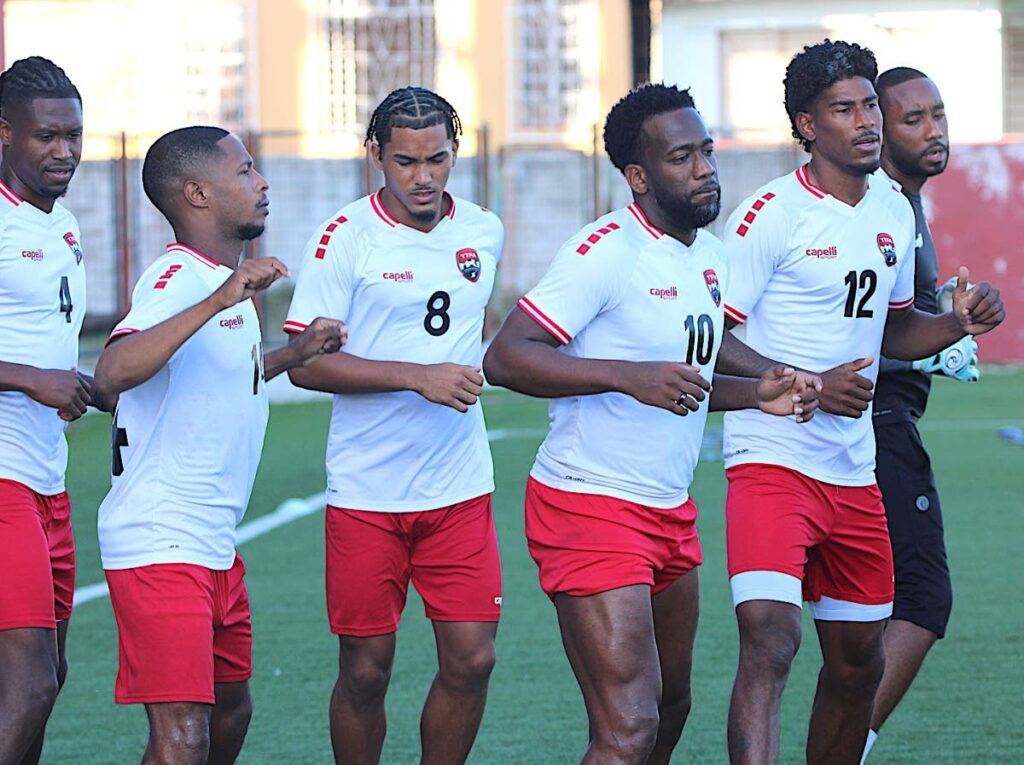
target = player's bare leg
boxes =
[0,627,59,765]
[869,619,937,733]
[806,619,885,765]
[728,600,802,765]
[420,620,497,764]
[143,702,212,765]
[330,633,396,765]
[556,584,661,765]
[207,681,252,765]
[15,620,69,765]
[647,570,699,765]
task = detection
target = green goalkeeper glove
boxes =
[912,335,979,382]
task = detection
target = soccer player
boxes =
[284,87,503,765]
[0,56,97,765]
[720,40,1005,765]
[483,83,822,765]
[860,68,972,763]
[93,126,344,765]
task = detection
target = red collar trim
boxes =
[371,189,456,228]
[626,203,664,239]
[167,243,221,270]
[796,164,827,199]
[0,179,23,207]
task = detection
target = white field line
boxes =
[73,427,545,606]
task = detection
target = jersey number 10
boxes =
[685,314,715,366]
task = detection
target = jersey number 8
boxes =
[424,291,451,336]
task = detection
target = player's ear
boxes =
[0,117,11,147]
[182,179,210,209]
[795,111,816,146]
[369,141,384,171]
[450,139,459,166]
[624,164,648,196]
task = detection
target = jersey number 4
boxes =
[59,276,73,323]
[843,270,877,318]
[685,314,715,365]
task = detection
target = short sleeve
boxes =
[488,214,505,265]
[284,215,356,334]
[517,236,628,345]
[887,203,917,311]
[721,193,787,325]
[107,258,199,345]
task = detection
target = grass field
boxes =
[41,371,1024,764]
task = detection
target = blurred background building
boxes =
[2,0,1021,359]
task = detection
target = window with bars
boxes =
[511,0,599,137]
[320,0,437,140]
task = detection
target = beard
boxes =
[653,184,721,231]
[237,221,266,241]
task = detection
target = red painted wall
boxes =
[924,142,1024,363]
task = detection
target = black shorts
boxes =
[874,418,952,637]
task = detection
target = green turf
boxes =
[43,372,1024,763]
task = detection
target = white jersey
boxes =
[722,164,916,486]
[0,182,86,495]
[285,192,503,512]
[98,244,269,570]
[520,203,727,507]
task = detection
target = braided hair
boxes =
[0,56,80,119]
[365,87,462,149]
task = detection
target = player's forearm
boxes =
[484,338,623,398]
[95,296,224,395]
[882,308,965,361]
[715,331,775,377]
[287,351,425,394]
[263,345,304,383]
[0,361,46,395]
[707,375,759,412]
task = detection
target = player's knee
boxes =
[151,710,210,764]
[18,675,59,727]
[738,623,800,681]
[828,640,885,694]
[339,655,392,703]
[594,705,660,762]
[440,642,496,692]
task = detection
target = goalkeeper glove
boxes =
[913,335,979,382]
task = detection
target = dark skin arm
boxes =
[288,344,483,415]
[484,308,820,420]
[882,267,1005,360]
[0,361,92,421]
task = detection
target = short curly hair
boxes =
[784,39,878,152]
[603,83,696,173]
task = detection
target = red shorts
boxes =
[325,495,502,637]
[0,479,75,630]
[726,463,894,610]
[525,477,703,600]
[105,554,252,705]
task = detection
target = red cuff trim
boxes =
[888,297,915,311]
[724,304,747,324]
[105,327,139,347]
[283,320,308,334]
[517,297,572,345]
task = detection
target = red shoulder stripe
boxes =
[735,192,777,237]
[315,215,348,260]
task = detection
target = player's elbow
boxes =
[482,340,513,389]
[93,351,135,398]
[286,364,317,390]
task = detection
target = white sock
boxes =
[860,729,878,764]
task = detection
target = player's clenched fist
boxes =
[415,363,484,413]
[291,317,347,366]
[819,356,874,418]
[213,257,290,309]
[756,366,822,423]
[617,361,711,416]
[26,367,92,421]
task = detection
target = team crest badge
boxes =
[876,233,897,267]
[704,269,721,307]
[64,232,83,265]
[456,247,481,282]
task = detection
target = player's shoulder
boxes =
[868,169,914,216]
[450,195,503,240]
[561,205,646,260]
[133,247,208,296]
[726,173,795,238]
